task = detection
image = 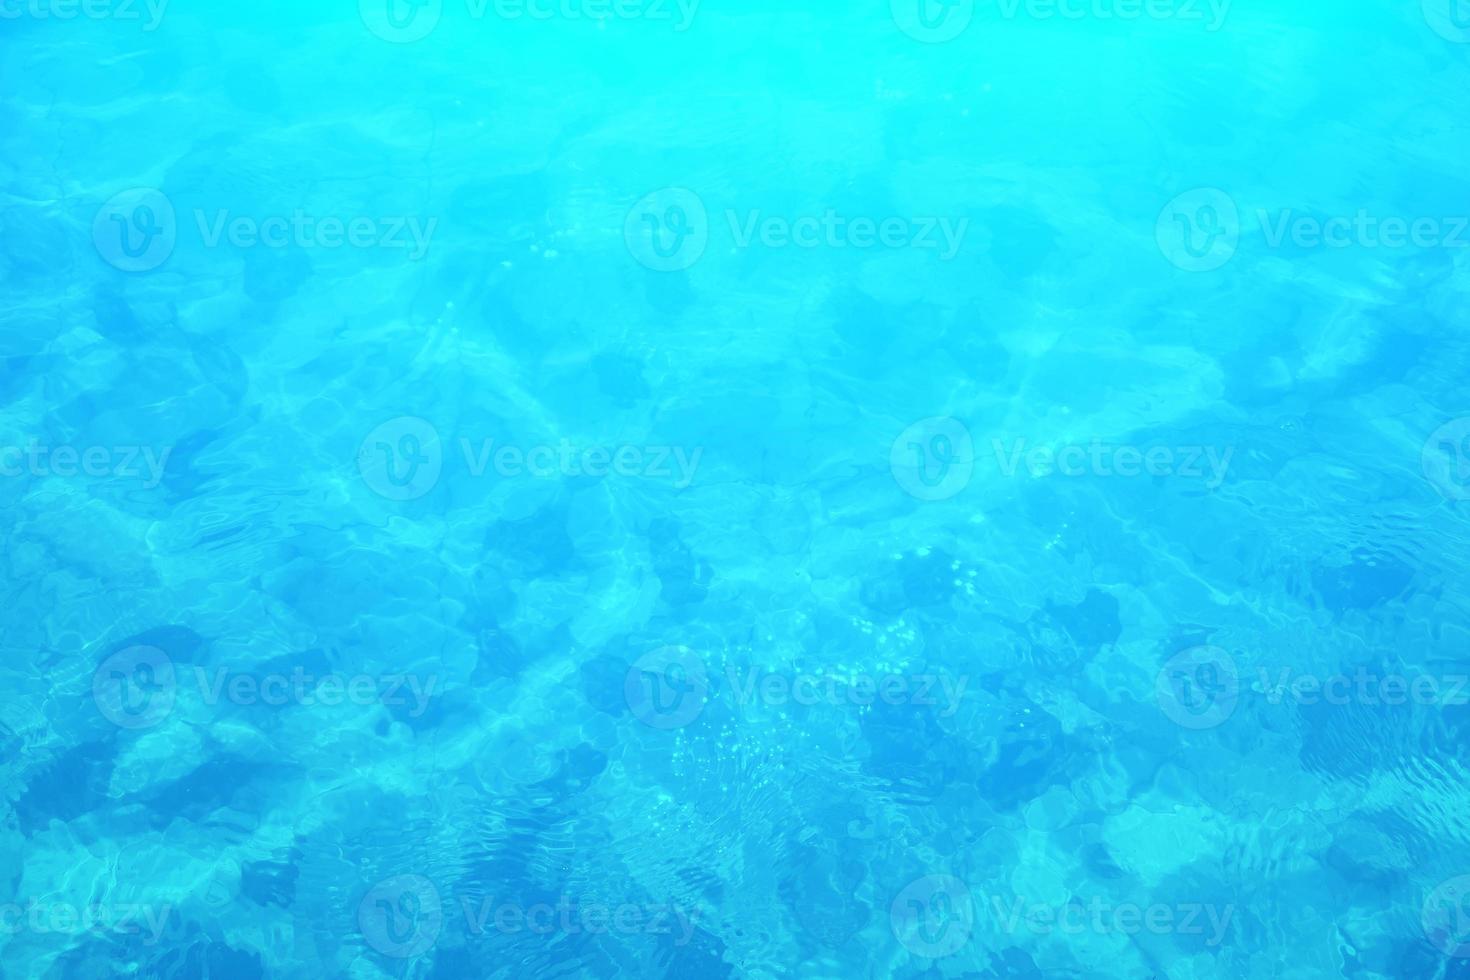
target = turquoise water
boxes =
[4,2,1470,977]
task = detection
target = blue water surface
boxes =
[4,1,1470,977]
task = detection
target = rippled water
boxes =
[3,2,1470,978]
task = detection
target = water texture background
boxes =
[3,1,1470,977]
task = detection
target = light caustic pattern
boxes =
[3,2,1470,979]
